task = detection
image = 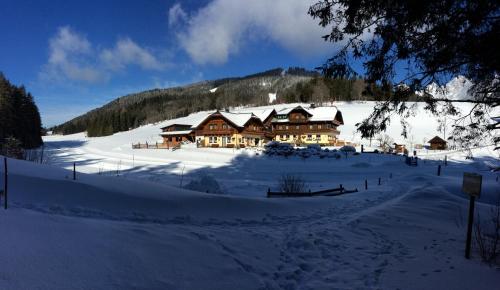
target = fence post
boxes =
[4,157,7,209]
[378,177,381,185]
[437,164,441,176]
[365,179,368,190]
[361,145,364,153]
[444,155,447,166]
[73,162,76,180]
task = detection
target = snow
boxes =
[209,87,218,93]
[424,76,474,100]
[160,130,193,136]
[1,101,499,289]
[268,92,276,103]
[219,111,254,127]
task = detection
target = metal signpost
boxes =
[462,172,482,259]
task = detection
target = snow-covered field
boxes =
[1,102,499,289]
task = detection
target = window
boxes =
[279,125,283,130]
[281,135,285,139]
[209,124,217,130]
[295,115,299,119]
[209,136,218,143]
[239,138,242,143]
[222,124,227,129]
[318,125,322,129]
[309,125,313,129]
[285,126,289,130]
[293,135,297,139]
[316,134,321,139]
[327,124,331,129]
[176,137,181,141]
[307,134,312,141]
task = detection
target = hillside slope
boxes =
[51,67,375,137]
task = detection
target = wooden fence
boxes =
[132,142,180,150]
[267,184,358,198]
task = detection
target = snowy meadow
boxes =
[1,102,499,289]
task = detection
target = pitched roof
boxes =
[428,136,447,143]
[276,106,313,116]
[160,130,193,136]
[219,111,256,127]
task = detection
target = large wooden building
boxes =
[159,105,344,148]
[195,111,266,148]
[271,106,343,146]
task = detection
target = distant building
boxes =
[393,143,406,154]
[160,124,194,148]
[428,136,447,150]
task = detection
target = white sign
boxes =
[462,172,482,197]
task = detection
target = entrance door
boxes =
[255,138,260,146]
[222,136,227,147]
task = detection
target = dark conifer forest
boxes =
[0,72,43,149]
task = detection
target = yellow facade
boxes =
[274,133,336,145]
[203,133,264,147]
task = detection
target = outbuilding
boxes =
[428,136,447,150]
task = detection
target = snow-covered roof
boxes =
[276,106,312,116]
[160,130,193,136]
[238,108,275,122]
[308,106,339,122]
[219,111,255,127]
[274,105,340,122]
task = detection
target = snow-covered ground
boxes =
[1,102,499,289]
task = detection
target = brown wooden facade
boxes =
[270,107,343,145]
[159,106,344,149]
[194,112,266,148]
[428,136,447,150]
[160,124,195,148]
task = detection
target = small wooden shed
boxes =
[393,143,406,154]
[428,136,447,150]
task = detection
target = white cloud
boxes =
[43,26,105,83]
[168,3,188,27]
[100,38,165,71]
[174,0,334,65]
[41,26,166,84]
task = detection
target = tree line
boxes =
[0,72,43,156]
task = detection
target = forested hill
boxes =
[51,67,399,137]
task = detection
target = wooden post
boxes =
[444,155,448,166]
[437,164,441,176]
[361,145,364,153]
[73,162,76,180]
[465,195,476,259]
[365,179,368,190]
[378,177,381,185]
[4,157,7,209]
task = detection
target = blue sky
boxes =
[0,0,355,127]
